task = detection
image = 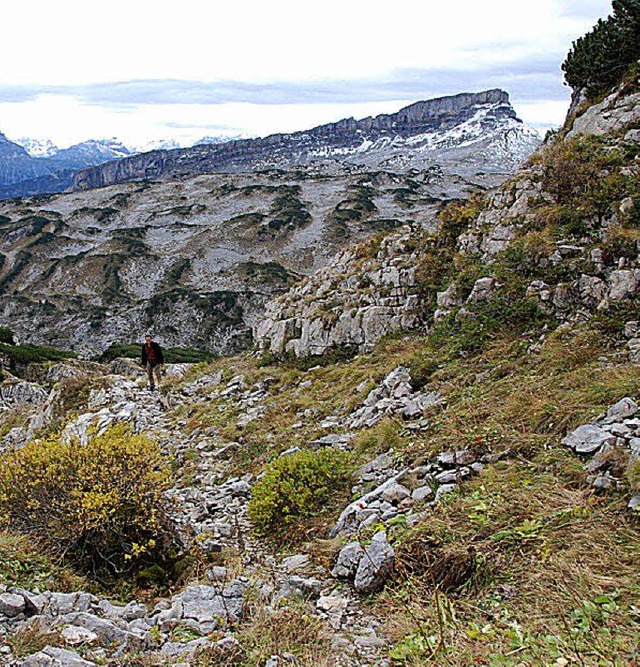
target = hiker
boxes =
[141,332,164,391]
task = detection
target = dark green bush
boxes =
[0,342,76,373]
[431,294,554,357]
[437,195,487,249]
[248,449,353,535]
[594,302,640,335]
[0,327,15,344]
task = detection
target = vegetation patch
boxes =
[0,424,177,580]
[562,0,640,98]
[6,625,63,659]
[234,261,300,288]
[194,603,331,667]
[254,185,311,239]
[247,448,353,537]
[0,326,15,344]
[383,457,640,665]
[0,341,76,374]
[0,531,87,592]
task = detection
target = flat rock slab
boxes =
[20,647,96,667]
[0,592,26,617]
[562,424,615,454]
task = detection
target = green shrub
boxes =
[0,342,76,373]
[431,294,554,357]
[594,302,640,335]
[248,449,353,535]
[0,424,175,578]
[0,327,14,344]
[282,344,359,371]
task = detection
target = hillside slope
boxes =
[0,34,639,667]
[0,167,488,356]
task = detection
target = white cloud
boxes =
[0,95,415,147]
[2,1,610,84]
[0,0,611,143]
[512,100,572,133]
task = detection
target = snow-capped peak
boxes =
[14,137,59,158]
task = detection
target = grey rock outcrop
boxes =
[353,532,395,594]
[255,230,425,358]
[20,647,96,667]
[567,89,640,139]
[346,366,442,428]
[332,542,365,580]
[563,397,640,499]
[0,381,48,409]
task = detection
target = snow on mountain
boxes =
[133,138,182,153]
[194,134,250,146]
[56,138,133,161]
[14,137,59,158]
[308,101,542,173]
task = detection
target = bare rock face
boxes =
[254,227,424,358]
[567,88,640,139]
[0,380,48,409]
[353,532,395,594]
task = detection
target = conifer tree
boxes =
[562,0,640,97]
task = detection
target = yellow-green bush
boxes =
[247,449,352,535]
[0,424,175,577]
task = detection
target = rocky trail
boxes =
[0,366,396,666]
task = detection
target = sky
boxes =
[0,0,612,150]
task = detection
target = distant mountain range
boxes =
[0,134,135,198]
[0,134,240,199]
[0,91,539,199]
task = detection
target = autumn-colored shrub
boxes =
[0,424,175,577]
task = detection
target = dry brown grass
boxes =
[6,623,62,658]
[194,602,332,667]
[380,457,640,665]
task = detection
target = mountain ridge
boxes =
[73,89,539,190]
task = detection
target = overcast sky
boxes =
[0,0,611,149]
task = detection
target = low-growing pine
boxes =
[248,448,352,535]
